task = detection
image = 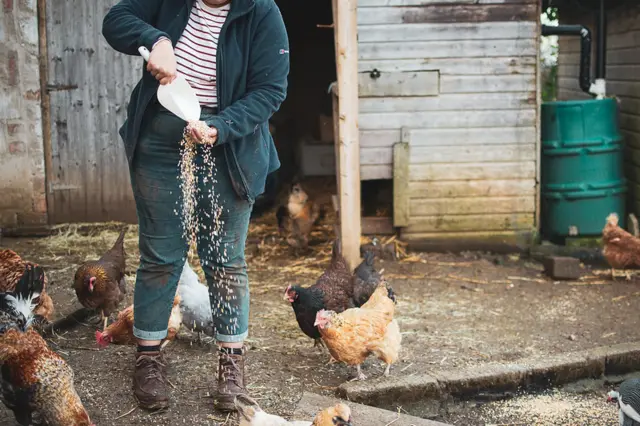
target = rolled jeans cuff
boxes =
[216,330,248,343]
[133,326,168,341]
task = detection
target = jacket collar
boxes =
[188,0,255,17]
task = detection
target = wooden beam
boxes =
[393,138,410,227]
[37,0,53,223]
[334,0,361,270]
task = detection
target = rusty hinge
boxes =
[46,84,78,92]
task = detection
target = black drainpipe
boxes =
[542,24,593,96]
[595,0,607,80]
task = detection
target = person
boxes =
[101,0,289,412]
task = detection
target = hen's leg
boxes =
[353,364,367,381]
[384,363,391,377]
[102,310,108,331]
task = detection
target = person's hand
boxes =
[188,121,218,145]
[148,39,177,85]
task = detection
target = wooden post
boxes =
[334,0,361,270]
[393,138,410,228]
[37,0,53,223]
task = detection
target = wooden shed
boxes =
[554,0,640,220]
[330,0,542,264]
[21,0,543,268]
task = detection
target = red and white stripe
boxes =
[174,0,229,107]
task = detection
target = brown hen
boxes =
[73,228,127,330]
[602,213,640,279]
[312,403,352,426]
[95,294,182,347]
[0,328,94,426]
[0,249,54,323]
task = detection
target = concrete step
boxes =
[293,391,451,426]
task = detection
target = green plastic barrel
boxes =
[541,98,626,239]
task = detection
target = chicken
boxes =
[0,249,54,324]
[95,294,182,348]
[602,213,640,279]
[314,283,401,380]
[234,395,352,426]
[352,249,395,308]
[608,378,640,425]
[284,239,355,349]
[0,264,94,426]
[73,228,127,330]
[0,329,94,426]
[177,259,215,341]
[311,403,352,426]
[276,182,325,250]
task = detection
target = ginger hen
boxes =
[0,249,54,325]
[276,182,325,250]
[0,264,94,426]
[95,294,182,347]
[602,213,640,279]
[74,228,127,330]
[314,282,401,380]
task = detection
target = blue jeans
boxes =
[129,104,252,342]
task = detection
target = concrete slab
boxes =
[293,392,451,426]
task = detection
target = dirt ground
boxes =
[1,214,639,425]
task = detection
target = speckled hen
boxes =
[608,378,640,426]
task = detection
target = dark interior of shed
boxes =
[254,0,393,231]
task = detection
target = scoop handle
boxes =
[138,46,151,61]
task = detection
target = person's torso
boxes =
[174,0,230,108]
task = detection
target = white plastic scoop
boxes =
[138,46,201,122]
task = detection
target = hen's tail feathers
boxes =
[234,394,262,421]
[113,228,127,251]
[0,264,44,332]
[386,284,397,304]
[606,213,620,227]
[14,264,45,301]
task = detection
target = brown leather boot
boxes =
[133,351,170,410]
[214,347,247,411]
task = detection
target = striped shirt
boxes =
[174,0,230,107]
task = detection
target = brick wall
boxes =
[0,0,47,227]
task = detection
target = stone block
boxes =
[294,392,451,426]
[543,256,582,280]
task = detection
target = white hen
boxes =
[235,395,311,426]
[178,260,215,338]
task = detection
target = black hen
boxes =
[352,250,396,306]
[284,239,355,347]
[0,264,45,335]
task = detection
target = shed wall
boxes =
[557,4,640,216]
[0,0,47,227]
[356,0,540,239]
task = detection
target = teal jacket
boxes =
[102,0,289,202]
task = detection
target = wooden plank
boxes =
[410,196,535,216]
[405,213,535,233]
[359,70,439,98]
[335,0,361,270]
[609,82,640,99]
[410,162,536,181]
[360,144,536,165]
[37,0,53,222]
[399,230,535,251]
[403,126,537,146]
[359,109,536,130]
[393,140,410,227]
[357,21,536,43]
[620,113,640,133]
[409,179,536,199]
[361,164,392,180]
[607,47,640,66]
[440,75,536,94]
[359,92,536,114]
[534,0,541,230]
[357,4,538,25]
[358,56,537,75]
[359,39,537,60]
[362,217,395,235]
[604,65,640,82]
